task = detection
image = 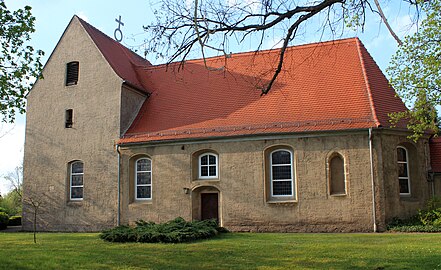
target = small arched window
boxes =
[397,146,410,195]
[329,154,346,195]
[135,158,152,200]
[270,150,294,197]
[70,161,84,200]
[199,153,218,179]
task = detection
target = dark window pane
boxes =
[397,148,407,162]
[201,166,208,176]
[71,187,83,199]
[71,175,83,186]
[137,186,151,199]
[399,179,410,194]
[65,109,73,128]
[201,155,208,165]
[398,163,408,177]
[71,162,83,173]
[330,156,345,195]
[272,150,291,164]
[137,172,151,185]
[209,155,216,165]
[209,165,216,176]
[272,165,292,180]
[137,159,151,172]
[273,181,292,196]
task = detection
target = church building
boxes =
[22,15,441,232]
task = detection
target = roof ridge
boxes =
[355,38,381,127]
[74,15,150,92]
[75,15,149,65]
[142,37,360,69]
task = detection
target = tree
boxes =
[388,0,441,140]
[0,1,44,123]
[143,0,421,95]
[0,164,23,216]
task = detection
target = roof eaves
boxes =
[355,38,381,128]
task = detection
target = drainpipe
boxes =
[369,128,377,232]
[116,144,121,226]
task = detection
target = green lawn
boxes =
[0,232,441,269]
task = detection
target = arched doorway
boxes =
[191,186,221,224]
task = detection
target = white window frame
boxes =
[397,146,411,196]
[198,153,218,179]
[70,161,84,201]
[270,149,294,197]
[135,158,152,200]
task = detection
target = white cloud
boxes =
[228,0,260,13]
[264,36,284,50]
[391,14,419,37]
[77,11,89,22]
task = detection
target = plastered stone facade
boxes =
[23,17,146,231]
[23,17,434,232]
[119,130,431,232]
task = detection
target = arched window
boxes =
[270,150,294,197]
[329,154,346,195]
[70,161,84,200]
[199,153,218,179]
[397,146,410,195]
[135,158,152,200]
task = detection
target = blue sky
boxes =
[0,0,418,194]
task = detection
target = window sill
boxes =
[194,178,220,182]
[330,193,347,197]
[67,201,83,207]
[267,200,297,204]
[131,200,153,205]
[399,196,419,202]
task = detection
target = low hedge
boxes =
[8,216,22,226]
[100,217,227,243]
[0,212,9,230]
[388,224,441,233]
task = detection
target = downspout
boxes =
[369,128,377,232]
[116,144,121,226]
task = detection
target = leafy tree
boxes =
[0,190,21,216]
[0,164,23,215]
[388,0,441,140]
[0,0,44,122]
[144,0,418,94]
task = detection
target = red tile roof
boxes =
[76,16,151,93]
[430,138,441,172]
[77,16,409,144]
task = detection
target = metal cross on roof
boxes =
[114,15,124,42]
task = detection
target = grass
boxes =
[1,232,441,269]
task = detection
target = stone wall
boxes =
[120,132,382,232]
[377,131,431,223]
[23,17,124,231]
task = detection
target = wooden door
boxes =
[201,193,219,222]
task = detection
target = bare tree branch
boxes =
[143,0,423,95]
[373,0,403,45]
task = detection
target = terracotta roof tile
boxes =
[76,17,409,144]
[119,38,408,143]
[77,16,151,93]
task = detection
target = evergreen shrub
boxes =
[8,216,22,226]
[0,212,9,230]
[100,217,227,243]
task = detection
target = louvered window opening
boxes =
[66,61,79,86]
